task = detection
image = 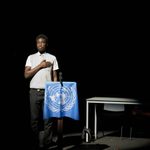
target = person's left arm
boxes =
[53,70,58,81]
[51,56,59,81]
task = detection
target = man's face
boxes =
[36,38,47,53]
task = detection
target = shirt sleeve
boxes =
[25,55,31,67]
[53,57,59,71]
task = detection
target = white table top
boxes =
[86,97,141,105]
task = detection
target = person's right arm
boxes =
[24,60,52,79]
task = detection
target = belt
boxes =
[31,88,45,92]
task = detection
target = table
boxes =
[85,97,141,142]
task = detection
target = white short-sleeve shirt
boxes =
[25,52,59,89]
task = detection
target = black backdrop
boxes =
[2,3,150,149]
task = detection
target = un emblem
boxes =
[45,83,76,112]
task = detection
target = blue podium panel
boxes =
[43,82,79,120]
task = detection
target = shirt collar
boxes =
[37,51,46,56]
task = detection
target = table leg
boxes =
[94,104,97,140]
[86,101,89,142]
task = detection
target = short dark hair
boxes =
[36,34,48,43]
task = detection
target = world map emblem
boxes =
[44,82,77,113]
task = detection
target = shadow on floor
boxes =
[48,133,109,150]
[48,131,150,150]
[68,144,109,150]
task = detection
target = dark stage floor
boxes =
[46,130,150,150]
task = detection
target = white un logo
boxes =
[45,83,76,112]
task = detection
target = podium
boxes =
[43,81,79,149]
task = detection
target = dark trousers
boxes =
[29,89,53,149]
